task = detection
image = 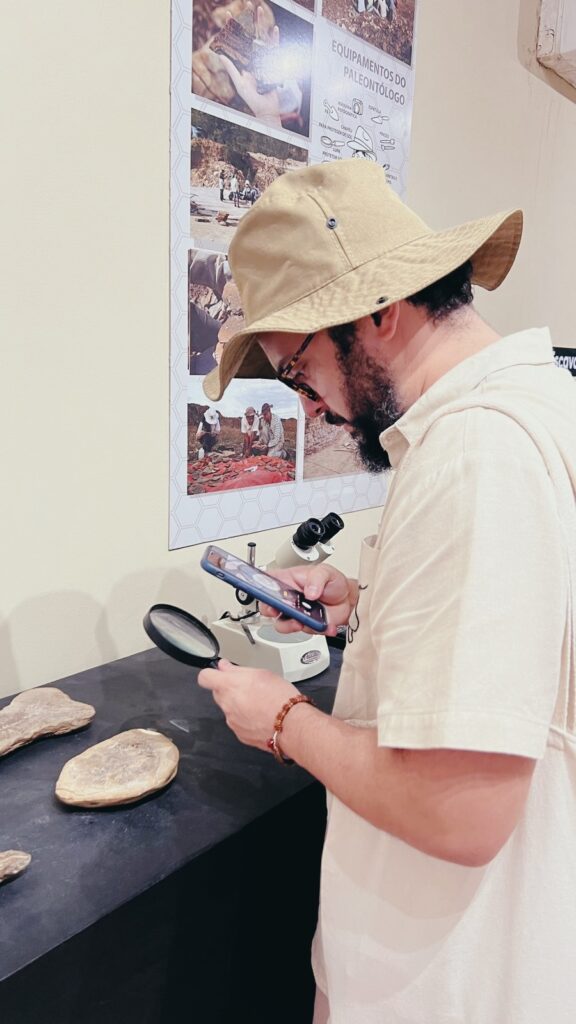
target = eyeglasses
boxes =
[275,333,320,402]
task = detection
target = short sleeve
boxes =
[373,411,568,758]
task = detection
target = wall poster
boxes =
[170,0,417,549]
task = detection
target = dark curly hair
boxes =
[328,260,474,353]
[405,259,474,321]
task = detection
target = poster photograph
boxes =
[309,17,414,194]
[190,107,308,251]
[192,0,314,138]
[188,247,244,376]
[321,0,416,65]
[187,377,298,496]
[303,416,360,480]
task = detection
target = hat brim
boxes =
[203,209,522,401]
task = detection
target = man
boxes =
[188,251,243,375]
[197,161,576,1022]
[240,405,259,457]
[218,170,225,202]
[195,406,220,458]
[230,171,239,208]
[254,402,285,457]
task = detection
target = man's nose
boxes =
[300,395,327,418]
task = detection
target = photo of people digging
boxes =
[192,0,314,138]
[187,382,298,495]
[190,107,307,251]
[323,0,415,65]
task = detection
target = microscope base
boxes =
[211,617,330,683]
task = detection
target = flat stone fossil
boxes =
[0,687,95,758]
[55,729,180,807]
[0,850,32,885]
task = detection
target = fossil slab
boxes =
[0,850,32,885]
[0,687,95,758]
[55,729,179,808]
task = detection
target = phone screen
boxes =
[203,546,326,628]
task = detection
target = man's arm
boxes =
[189,251,230,298]
[280,706,535,867]
[199,429,562,867]
[197,658,535,868]
[266,415,283,450]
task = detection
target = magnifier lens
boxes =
[144,604,220,667]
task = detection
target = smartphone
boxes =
[201,544,327,633]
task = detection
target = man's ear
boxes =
[365,302,400,341]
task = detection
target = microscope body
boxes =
[210,515,344,681]
[209,615,329,682]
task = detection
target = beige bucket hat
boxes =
[203,160,523,401]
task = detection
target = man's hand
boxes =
[217,8,282,128]
[218,51,282,127]
[197,660,299,750]
[259,564,358,637]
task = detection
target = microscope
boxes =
[267,512,344,570]
[209,513,345,682]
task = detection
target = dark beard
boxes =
[330,333,402,472]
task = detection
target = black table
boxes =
[0,646,340,1024]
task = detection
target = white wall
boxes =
[409,0,576,339]
[2,0,575,696]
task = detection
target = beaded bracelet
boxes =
[267,694,317,765]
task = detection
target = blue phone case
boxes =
[201,546,327,633]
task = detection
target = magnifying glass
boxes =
[143,604,220,668]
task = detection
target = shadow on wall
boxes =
[0,567,220,699]
[105,565,220,639]
[0,615,18,698]
[0,592,116,699]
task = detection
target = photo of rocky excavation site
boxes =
[190,107,308,251]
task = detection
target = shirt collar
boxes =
[380,328,556,469]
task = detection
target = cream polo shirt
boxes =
[312,328,576,1023]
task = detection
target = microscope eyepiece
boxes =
[293,517,325,550]
[319,512,344,543]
